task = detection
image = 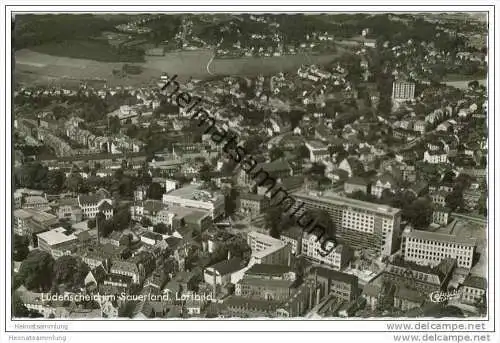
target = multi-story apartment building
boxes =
[235,276,296,301]
[22,195,49,210]
[432,207,451,226]
[292,191,402,256]
[78,195,113,219]
[392,81,416,101]
[401,227,476,269]
[109,260,142,284]
[308,267,359,302]
[460,275,487,305]
[14,209,59,239]
[239,192,269,218]
[301,232,354,270]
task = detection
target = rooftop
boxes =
[306,140,328,150]
[403,228,477,247]
[309,266,358,287]
[239,276,295,288]
[280,226,303,240]
[294,191,401,216]
[345,177,370,186]
[462,275,487,290]
[37,227,78,246]
[165,184,222,202]
[245,264,293,277]
[207,258,244,275]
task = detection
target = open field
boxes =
[15,48,346,88]
[29,40,145,63]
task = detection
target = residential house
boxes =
[78,194,113,219]
[204,257,245,287]
[338,157,364,178]
[371,173,400,198]
[432,207,451,226]
[423,150,448,164]
[393,286,426,311]
[460,275,487,305]
[110,260,143,284]
[239,192,269,218]
[302,233,354,270]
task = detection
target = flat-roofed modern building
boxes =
[247,231,291,266]
[162,183,225,219]
[292,191,402,256]
[401,226,477,269]
[305,140,329,163]
[36,227,78,258]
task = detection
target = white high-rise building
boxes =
[292,191,401,256]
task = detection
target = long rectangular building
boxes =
[292,191,402,256]
[401,227,476,269]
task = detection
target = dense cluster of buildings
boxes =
[13,13,488,319]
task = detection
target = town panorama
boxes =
[12,12,488,319]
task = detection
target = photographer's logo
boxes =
[429,290,462,303]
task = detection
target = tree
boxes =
[307,163,326,177]
[269,147,285,161]
[87,219,96,230]
[441,170,455,184]
[187,272,203,292]
[112,206,131,231]
[265,206,284,238]
[243,135,264,154]
[310,208,335,238]
[118,301,139,318]
[46,170,66,193]
[95,211,106,231]
[14,162,48,189]
[454,174,472,193]
[475,293,487,316]
[298,145,310,159]
[147,182,164,200]
[18,250,55,291]
[405,198,433,229]
[141,217,153,227]
[52,255,90,289]
[478,195,487,216]
[445,190,464,211]
[136,251,156,278]
[66,172,84,193]
[12,292,30,318]
[13,234,30,262]
[198,164,212,182]
[289,110,305,129]
[468,80,480,90]
[100,219,115,238]
[225,186,239,217]
[109,116,121,134]
[379,189,395,205]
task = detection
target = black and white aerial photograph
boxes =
[3,3,497,341]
